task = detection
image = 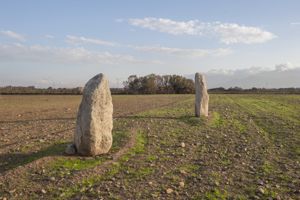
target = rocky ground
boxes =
[0,94,299,199]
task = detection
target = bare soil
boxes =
[0,94,299,199]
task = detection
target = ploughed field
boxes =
[0,94,299,199]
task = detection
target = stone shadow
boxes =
[0,142,67,174]
[0,117,76,124]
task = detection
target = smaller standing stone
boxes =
[195,73,209,117]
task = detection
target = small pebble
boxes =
[179,181,185,187]
[258,187,265,194]
[257,180,264,186]
[166,188,173,194]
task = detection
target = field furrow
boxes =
[0,94,299,199]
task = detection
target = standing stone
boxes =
[74,73,113,156]
[195,73,209,117]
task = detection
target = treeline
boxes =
[0,86,83,95]
[209,87,300,94]
[123,74,195,94]
[1,75,300,95]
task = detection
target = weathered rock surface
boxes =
[74,73,113,156]
[195,73,209,117]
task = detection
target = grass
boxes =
[146,155,158,162]
[178,164,200,173]
[52,157,107,171]
[48,127,131,175]
[119,130,146,162]
[126,166,154,178]
[204,189,228,200]
[209,111,223,128]
[261,160,275,174]
[56,130,147,199]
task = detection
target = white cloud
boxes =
[66,35,117,47]
[127,17,276,44]
[129,18,202,35]
[207,66,269,76]
[274,62,296,71]
[134,45,232,58]
[0,30,26,42]
[202,63,300,88]
[213,23,276,44]
[0,43,146,65]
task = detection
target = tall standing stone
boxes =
[195,73,209,117]
[74,73,113,156]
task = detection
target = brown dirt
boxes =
[0,94,188,174]
[1,94,299,200]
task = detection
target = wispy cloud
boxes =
[213,23,276,44]
[0,43,148,65]
[128,17,276,44]
[134,45,232,58]
[290,22,300,26]
[129,18,202,35]
[207,63,297,76]
[0,30,26,42]
[66,35,118,47]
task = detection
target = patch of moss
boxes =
[179,164,200,176]
[231,119,246,133]
[179,115,205,126]
[146,155,158,162]
[262,188,278,199]
[261,161,274,174]
[205,188,228,200]
[126,166,154,178]
[111,130,131,151]
[210,112,223,128]
[52,157,107,171]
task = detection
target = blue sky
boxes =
[1,0,300,88]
